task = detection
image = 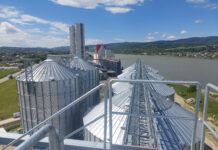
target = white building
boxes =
[94,44,114,64]
[69,23,85,59]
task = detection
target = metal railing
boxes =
[200,83,218,150]
[15,125,63,150]
[2,79,206,150]
[108,79,201,150]
[2,83,107,150]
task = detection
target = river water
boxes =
[115,54,218,86]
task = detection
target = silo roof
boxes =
[17,58,75,82]
[70,57,96,71]
[84,60,202,149]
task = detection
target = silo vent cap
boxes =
[45,58,54,62]
[49,77,55,81]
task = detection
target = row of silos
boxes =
[16,56,100,137]
[48,55,100,112]
[83,60,202,150]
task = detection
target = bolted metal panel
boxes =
[16,58,80,137]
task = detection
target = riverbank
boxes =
[114,52,218,60]
[174,93,218,149]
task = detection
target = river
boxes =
[115,54,218,86]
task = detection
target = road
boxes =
[0,70,23,84]
[0,117,20,128]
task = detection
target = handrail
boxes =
[108,79,201,150]
[2,83,106,150]
[200,83,218,150]
[64,85,108,150]
[15,125,63,150]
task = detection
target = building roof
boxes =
[70,57,96,71]
[16,58,75,82]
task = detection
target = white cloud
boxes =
[161,33,167,38]
[0,6,70,47]
[147,36,154,40]
[105,7,132,14]
[186,0,208,3]
[0,22,24,34]
[51,0,144,8]
[147,33,151,36]
[0,22,29,47]
[18,15,69,32]
[0,22,69,48]
[188,0,217,10]
[9,18,33,25]
[167,35,177,40]
[114,38,125,42]
[180,30,188,34]
[154,32,159,34]
[146,36,155,42]
[20,14,49,24]
[0,6,19,18]
[85,38,103,45]
[194,19,202,23]
[203,3,217,10]
[51,0,144,13]
[26,28,42,33]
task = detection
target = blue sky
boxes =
[0,0,217,47]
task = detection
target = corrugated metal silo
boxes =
[16,58,80,136]
[69,57,100,114]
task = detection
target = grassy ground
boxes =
[171,84,218,124]
[0,69,20,79]
[5,122,21,132]
[0,79,19,120]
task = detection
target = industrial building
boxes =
[83,60,202,150]
[16,56,100,137]
[69,23,85,59]
[100,57,121,76]
[94,44,114,64]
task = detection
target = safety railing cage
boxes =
[200,83,218,150]
[1,79,217,150]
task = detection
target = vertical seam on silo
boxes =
[63,79,67,136]
[41,82,46,121]
[49,81,54,125]
[21,81,28,132]
[33,82,39,126]
[69,78,73,134]
[17,81,24,132]
[56,80,61,134]
[28,82,33,131]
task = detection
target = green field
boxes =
[0,79,19,120]
[171,84,218,123]
[0,69,19,79]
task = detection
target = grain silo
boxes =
[69,57,100,113]
[83,60,202,150]
[16,58,80,136]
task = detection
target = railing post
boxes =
[109,81,113,149]
[49,128,64,150]
[104,85,108,150]
[190,83,201,150]
[199,85,209,150]
[200,83,218,150]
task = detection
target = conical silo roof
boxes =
[17,58,75,82]
[70,57,95,71]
